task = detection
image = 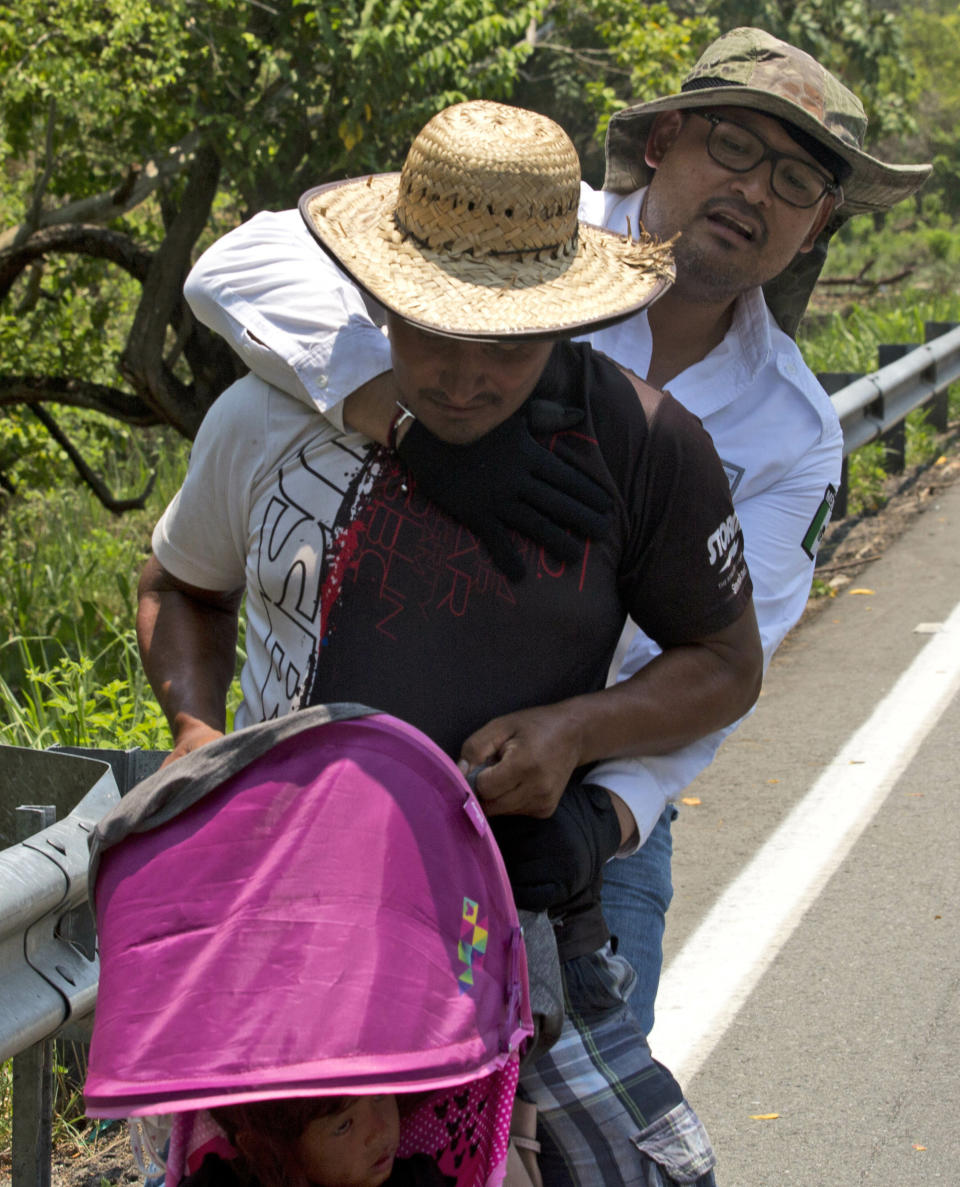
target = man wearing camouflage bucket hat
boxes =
[182,25,932,1050]
[143,99,764,1185]
[580,25,931,1039]
[602,25,932,339]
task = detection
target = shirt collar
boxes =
[726,285,774,379]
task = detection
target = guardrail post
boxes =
[924,322,959,433]
[51,745,168,795]
[818,371,864,520]
[875,344,915,474]
[12,805,57,1187]
[2,748,125,1187]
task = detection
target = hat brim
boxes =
[604,88,931,215]
[299,177,675,341]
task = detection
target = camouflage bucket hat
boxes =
[603,27,931,216]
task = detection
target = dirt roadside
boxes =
[5,422,959,1187]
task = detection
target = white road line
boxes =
[650,599,960,1084]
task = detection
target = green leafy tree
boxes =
[512,0,918,188]
[0,0,544,500]
[894,2,960,214]
[513,2,716,184]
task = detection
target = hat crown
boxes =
[300,100,675,340]
[684,27,868,151]
[395,101,581,259]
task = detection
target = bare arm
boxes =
[137,554,244,765]
[460,599,762,834]
[341,371,406,444]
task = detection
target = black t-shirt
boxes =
[304,340,751,758]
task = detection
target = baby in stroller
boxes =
[182,1094,450,1187]
[83,707,534,1187]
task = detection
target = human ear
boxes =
[799,194,836,253]
[644,111,685,169]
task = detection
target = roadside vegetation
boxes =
[799,197,960,515]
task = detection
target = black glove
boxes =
[396,404,611,582]
[490,782,622,913]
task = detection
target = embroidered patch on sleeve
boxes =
[801,484,837,559]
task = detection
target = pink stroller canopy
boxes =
[85,707,531,1162]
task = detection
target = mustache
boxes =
[419,389,501,406]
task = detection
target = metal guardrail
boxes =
[1,746,164,1187]
[0,750,120,1062]
[818,321,960,516]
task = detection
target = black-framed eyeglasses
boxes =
[693,112,841,209]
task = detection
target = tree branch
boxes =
[119,142,222,436]
[0,375,160,425]
[0,130,203,253]
[0,162,243,437]
[819,264,915,289]
[29,405,156,514]
[0,223,153,303]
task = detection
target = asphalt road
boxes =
[647,473,960,1184]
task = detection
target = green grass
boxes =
[0,1059,10,1152]
[0,428,178,749]
[799,290,960,375]
[0,635,171,750]
[799,288,960,516]
[0,1048,122,1168]
[0,422,245,752]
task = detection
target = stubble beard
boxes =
[642,188,770,307]
[668,233,761,306]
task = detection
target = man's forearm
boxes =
[183,208,392,415]
[341,370,408,445]
[137,556,242,754]
[606,790,640,851]
[462,601,762,819]
[559,611,761,765]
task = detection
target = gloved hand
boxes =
[397,403,611,582]
[490,782,622,912]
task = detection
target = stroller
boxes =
[83,705,534,1187]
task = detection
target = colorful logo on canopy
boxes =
[458,897,488,992]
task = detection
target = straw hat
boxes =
[604,28,931,216]
[299,100,675,340]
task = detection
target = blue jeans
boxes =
[601,805,677,1036]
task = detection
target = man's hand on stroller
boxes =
[164,717,225,768]
[489,781,622,912]
[460,701,587,818]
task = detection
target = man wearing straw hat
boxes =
[182,27,932,1039]
[139,99,765,1184]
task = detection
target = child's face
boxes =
[296,1094,401,1187]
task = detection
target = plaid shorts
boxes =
[518,943,717,1186]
